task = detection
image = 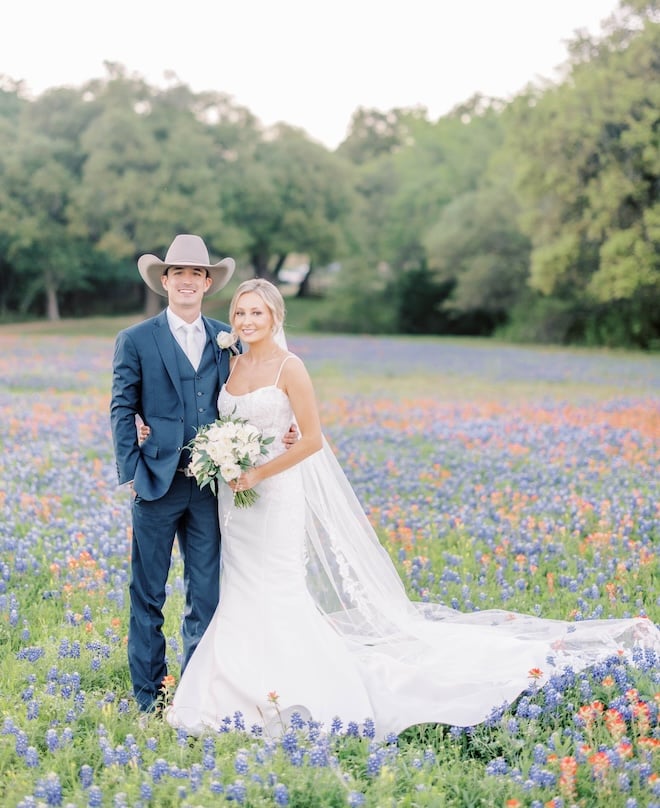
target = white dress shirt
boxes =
[166,308,205,369]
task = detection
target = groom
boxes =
[110,233,237,712]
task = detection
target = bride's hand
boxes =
[138,424,151,445]
[230,469,259,492]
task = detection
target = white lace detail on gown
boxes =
[166,357,660,739]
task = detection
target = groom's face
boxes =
[161,266,212,312]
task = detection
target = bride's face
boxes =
[232,291,275,345]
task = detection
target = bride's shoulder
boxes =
[281,352,306,371]
[278,352,308,380]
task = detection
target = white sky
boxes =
[3,0,619,149]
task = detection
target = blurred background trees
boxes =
[0,0,657,348]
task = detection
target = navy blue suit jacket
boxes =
[110,310,233,500]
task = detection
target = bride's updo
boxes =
[229,278,286,332]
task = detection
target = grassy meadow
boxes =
[0,319,659,807]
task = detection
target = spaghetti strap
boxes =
[274,354,295,387]
[226,354,240,382]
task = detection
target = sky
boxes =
[3,0,620,149]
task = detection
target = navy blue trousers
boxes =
[128,472,220,711]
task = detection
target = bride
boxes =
[163,279,660,740]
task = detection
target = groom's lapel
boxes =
[203,317,230,388]
[153,312,184,403]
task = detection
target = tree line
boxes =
[0,0,658,348]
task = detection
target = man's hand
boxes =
[282,423,299,449]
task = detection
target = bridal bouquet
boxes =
[186,410,274,507]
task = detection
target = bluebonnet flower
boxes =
[15,730,29,755]
[273,783,289,805]
[25,747,39,768]
[38,772,62,806]
[225,779,247,804]
[309,742,330,767]
[330,716,343,734]
[289,749,304,766]
[2,717,17,736]
[101,746,116,766]
[16,647,45,663]
[528,744,546,764]
[234,750,249,775]
[366,748,386,776]
[45,729,59,752]
[190,763,203,791]
[485,758,508,776]
[281,731,298,754]
[283,711,303,731]
[80,764,93,788]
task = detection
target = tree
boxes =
[508,3,660,306]
[68,69,249,315]
[0,88,93,318]
[221,125,355,288]
[337,106,427,165]
[424,185,531,331]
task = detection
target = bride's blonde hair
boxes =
[229,278,286,331]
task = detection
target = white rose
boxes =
[219,462,241,482]
[235,424,257,443]
[206,443,230,465]
[216,331,238,350]
[246,442,263,462]
[205,423,228,442]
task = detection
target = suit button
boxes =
[197,391,203,397]
[198,408,204,413]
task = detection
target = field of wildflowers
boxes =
[0,329,658,807]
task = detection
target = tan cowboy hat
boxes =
[137,234,235,297]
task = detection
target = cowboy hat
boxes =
[137,234,235,297]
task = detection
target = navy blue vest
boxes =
[173,335,220,466]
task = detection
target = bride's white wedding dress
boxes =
[166,356,660,740]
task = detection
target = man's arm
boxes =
[110,331,143,485]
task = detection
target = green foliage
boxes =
[506,4,660,312]
[0,11,659,347]
[425,184,531,328]
[312,257,398,334]
[393,265,454,335]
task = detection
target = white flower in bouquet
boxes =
[186,409,274,507]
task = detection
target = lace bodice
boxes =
[218,385,294,463]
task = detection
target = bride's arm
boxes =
[235,357,322,490]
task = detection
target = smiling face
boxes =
[160,266,212,318]
[231,290,276,346]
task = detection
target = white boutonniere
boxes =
[216,331,239,354]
